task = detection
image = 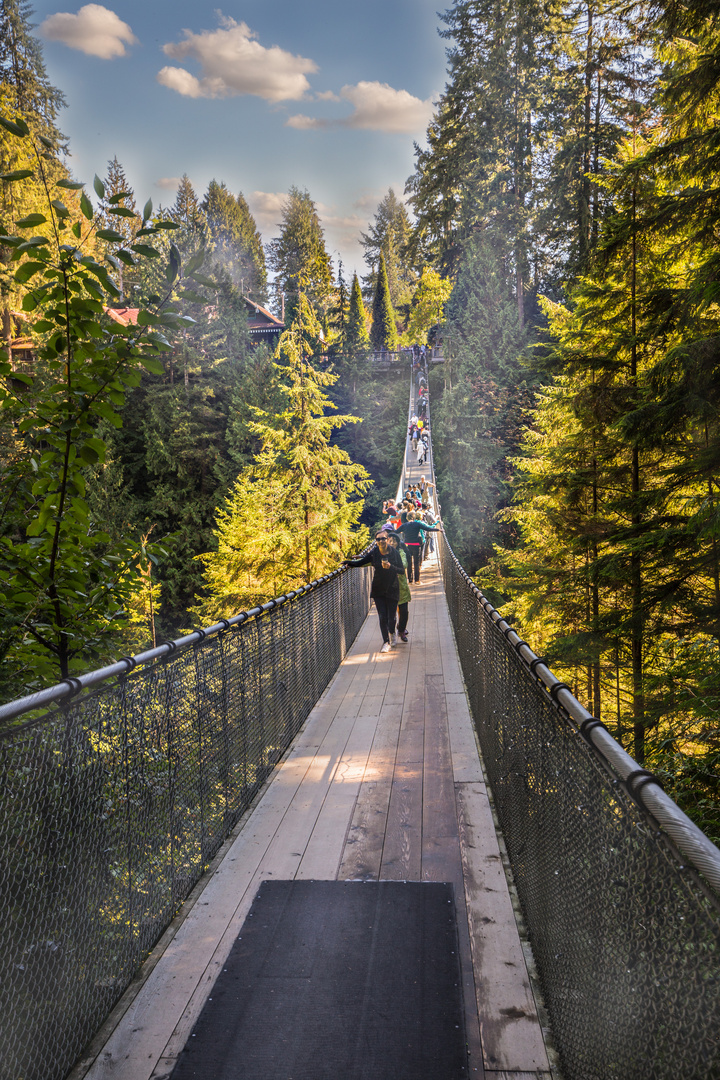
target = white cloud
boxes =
[285,114,317,130]
[286,81,434,134]
[156,177,181,190]
[158,16,317,102]
[247,191,288,236]
[39,4,137,59]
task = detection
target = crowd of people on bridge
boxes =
[342,478,442,654]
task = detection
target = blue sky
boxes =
[29,0,448,279]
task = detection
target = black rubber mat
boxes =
[170,879,467,1080]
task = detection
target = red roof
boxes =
[105,307,139,326]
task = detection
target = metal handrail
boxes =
[440,538,720,895]
[0,566,357,727]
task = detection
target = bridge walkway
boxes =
[78,575,550,1080]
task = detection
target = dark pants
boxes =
[374,596,397,643]
[398,602,408,634]
[406,544,422,582]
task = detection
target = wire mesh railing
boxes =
[0,565,371,1080]
[438,535,720,1080]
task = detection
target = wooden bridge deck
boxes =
[77,553,552,1080]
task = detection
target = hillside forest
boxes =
[1,0,720,840]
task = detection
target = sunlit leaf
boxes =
[96,229,125,242]
[80,191,93,220]
[107,206,136,218]
[143,197,152,221]
[93,174,106,199]
[57,179,86,191]
[50,200,71,218]
[16,214,47,228]
[14,261,45,283]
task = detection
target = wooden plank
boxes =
[456,782,549,1074]
[423,674,457,840]
[379,760,423,880]
[337,706,401,880]
[445,691,486,785]
[296,711,380,879]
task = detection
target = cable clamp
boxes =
[579,717,608,741]
[60,677,83,698]
[625,768,665,801]
[529,656,548,676]
[549,681,572,703]
[159,639,177,655]
[513,638,528,654]
[119,655,137,672]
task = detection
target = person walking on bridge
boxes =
[399,511,443,584]
[342,531,406,653]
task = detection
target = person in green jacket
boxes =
[399,511,443,583]
[387,532,411,642]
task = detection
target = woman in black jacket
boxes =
[342,531,406,653]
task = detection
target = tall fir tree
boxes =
[195,294,370,616]
[370,252,398,353]
[360,189,416,313]
[266,186,333,324]
[346,271,370,358]
[202,179,267,302]
[0,0,67,346]
[98,156,140,299]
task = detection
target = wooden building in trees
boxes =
[243,298,285,348]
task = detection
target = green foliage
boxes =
[202,179,267,302]
[195,294,370,617]
[266,186,333,324]
[369,252,398,352]
[401,266,452,346]
[0,111,202,698]
[88,271,269,636]
[361,188,416,313]
[345,271,369,359]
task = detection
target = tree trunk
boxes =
[630,183,645,763]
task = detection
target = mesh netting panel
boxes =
[0,567,371,1080]
[439,536,720,1080]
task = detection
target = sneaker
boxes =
[399,632,408,642]
[390,632,398,647]
[380,642,391,653]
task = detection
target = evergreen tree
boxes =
[98,156,140,299]
[202,179,267,302]
[266,186,333,324]
[434,236,531,566]
[346,271,370,359]
[370,252,398,353]
[168,173,208,259]
[0,0,65,136]
[195,294,370,616]
[361,189,416,312]
[0,0,67,346]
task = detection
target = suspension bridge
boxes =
[0,376,718,1080]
